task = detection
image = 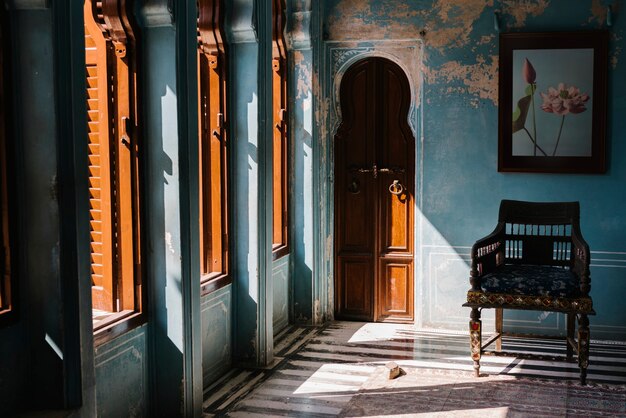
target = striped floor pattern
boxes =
[203,321,626,417]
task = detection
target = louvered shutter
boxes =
[85,4,115,313]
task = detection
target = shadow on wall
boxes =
[231,41,259,363]
[140,25,184,418]
[292,85,314,324]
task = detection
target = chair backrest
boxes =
[499,200,580,267]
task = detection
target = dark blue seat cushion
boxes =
[481,265,580,298]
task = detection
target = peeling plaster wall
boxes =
[323,0,626,339]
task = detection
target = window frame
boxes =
[271,0,289,260]
[84,0,145,344]
[198,0,231,296]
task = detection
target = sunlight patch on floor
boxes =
[346,322,416,343]
[346,407,510,417]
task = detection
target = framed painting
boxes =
[498,31,608,173]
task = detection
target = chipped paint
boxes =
[165,232,176,254]
[501,0,550,27]
[294,50,312,99]
[611,45,622,69]
[589,0,606,25]
[326,0,493,48]
[427,55,499,106]
[478,34,496,45]
[313,299,321,323]
[326,1,423,40]
[425,0,490,49]
[611,32,623,69]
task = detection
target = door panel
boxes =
[335,57,415,322]
[379,260,413,316]
[339,258,373,320]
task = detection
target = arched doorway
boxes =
[334,57,415,323]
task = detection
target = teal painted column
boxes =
[286,0,320,324]
[0,1,94,414]
[138,1,202,415]
[176,1,203,413]
[52,0,95,411]
[228,0,274,366]
[312,1,332,325]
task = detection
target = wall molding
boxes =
[316,38,424,324]
[226,0,256,44]
[421,244,626,335]
[286,0,312,50]
[201,286,231,385]
[327,41,422,137]
[137,0,174,28]
[7,0,49,10]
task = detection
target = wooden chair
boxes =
[463,200,594,384]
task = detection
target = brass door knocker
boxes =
[389,180,403,195]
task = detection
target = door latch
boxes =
[349,163,405,179]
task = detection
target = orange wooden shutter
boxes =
[198,0,228,280]
[272,0,288,253]
[85,0,115,312]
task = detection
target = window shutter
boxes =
[272,0,288,254]
[198,0,229,281]
[85,2,115,313]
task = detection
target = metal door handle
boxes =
[389,180,403,195]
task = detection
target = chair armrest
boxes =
[470,223,505,291]
[571,224,591,295]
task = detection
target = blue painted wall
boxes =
[95,325,149,417]
[273,256,290,334]
[321,0,626,340]
[201,285,232,386]
[0,6,65,414]
[227,0,277,367]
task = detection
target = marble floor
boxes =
[203,321,626,417]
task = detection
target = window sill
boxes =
[94,311,145,347]
[200,273,231,297]
[272,245,289,261]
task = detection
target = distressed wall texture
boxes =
[323,0,626,339]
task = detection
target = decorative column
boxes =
[138,1,203,415]
[286,0,324,325]
[227,0,274,367]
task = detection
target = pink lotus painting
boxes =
[511,48,594,157]
[499,31,607,173]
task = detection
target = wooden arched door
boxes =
[334,57,415,323]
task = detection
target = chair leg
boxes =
[495,308,503,352]
[566,312,575,360]
[470,308,482,377]
[578,313,590,385]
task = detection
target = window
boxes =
[84,0,143,335]
[198,0,229,294]
[0,7,14,323]
[272,0,288,259]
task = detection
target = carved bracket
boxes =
[198,0,224,57]
[89,0,135,52]
[285,0,311,50]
